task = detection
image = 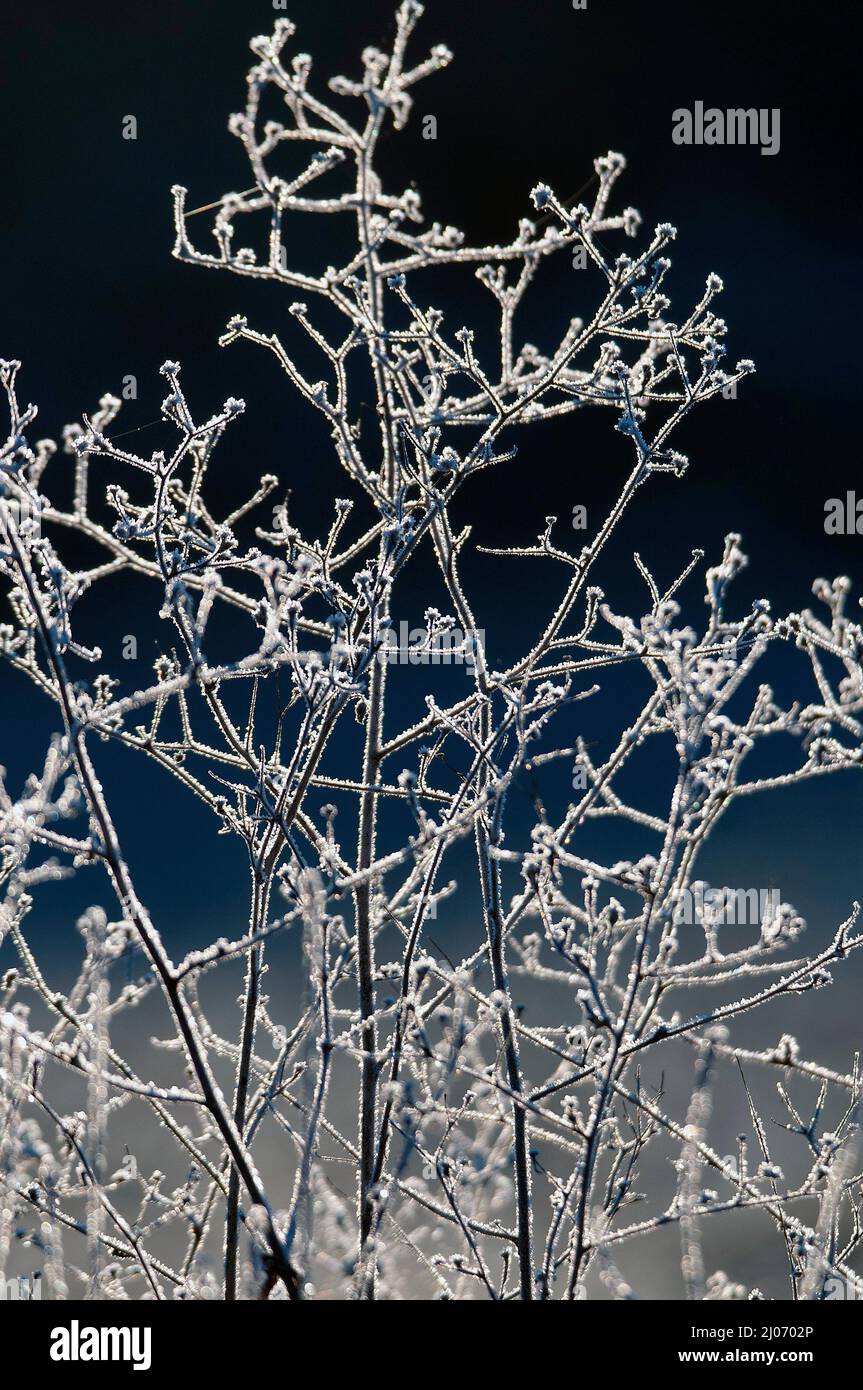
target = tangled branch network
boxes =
[2,3,862,1301]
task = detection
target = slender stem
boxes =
[224,872,267,1299]
[475,711,533,1299]
[355,641,387,1290]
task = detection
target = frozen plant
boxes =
[1,3,862,1301]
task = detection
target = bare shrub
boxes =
[1,4,861,1300]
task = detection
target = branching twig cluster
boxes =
[1,3,861,1300]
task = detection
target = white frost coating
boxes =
[1,3,862,1302]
